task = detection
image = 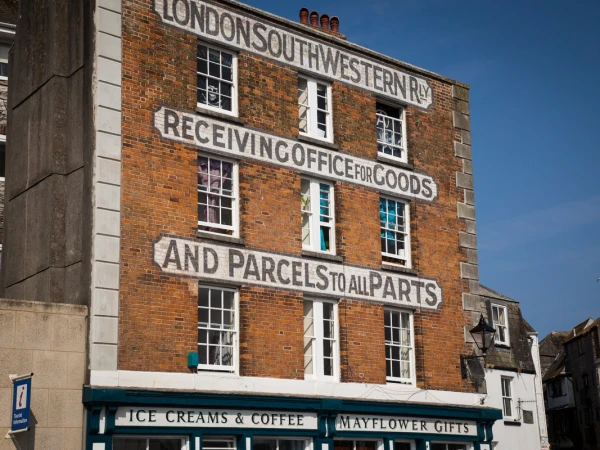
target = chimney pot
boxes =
[309,10,319,27]
[330,16,340,33]
[299,8,309,24]
[320,14,329,30]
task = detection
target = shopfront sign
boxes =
[116,407,318,429]
[154,107,438,203]
[335,414,477,437]
[153,0,433,109]
[154,236,443,310]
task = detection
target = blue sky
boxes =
[244,0,600,337]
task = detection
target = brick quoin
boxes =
[119,0,476,392]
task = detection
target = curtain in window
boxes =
[319,188,327,251]
[380,198,396,242]
[198,157,232,231]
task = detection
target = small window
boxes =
[334,440,380,450]
[0,44,9,79]
[578,337,585,355]
[113,437,186,450]
[431,445,468,450]
[385,309,414,384]
[551,379,563,397]
[304,299,338,380]
[501,376,514,419]
[254,438,311,450]
[492,304,509,346]
[298,76,332,142]
[376,102,406,162]
[380,197,410,267]
[203,438,236,450]
[301,178,335,253]
[197,42,237,115]
[198,286,237,372]
[198,155,238,236]
[583,374,590,389]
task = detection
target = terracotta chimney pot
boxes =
[299,8,309,24]
[320,14,329,30]
[330,16,339,33]
[309,11,319,27]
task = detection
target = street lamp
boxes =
[461,314,497,379]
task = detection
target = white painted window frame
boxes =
[301,177,336,254]
[298,75,333,143]
[201,437,237,450]
[196,41,238,117]
[376,101,408,164]
[385,308,415,386]
[492,304,509,346]
[333,439,383,450]
[197,153,239,238]
[430,443,472,450]
[304,298,339,381]
[501,375,514,420]
[197,285,239,374]
[380,196,411,268]
[253,437,313,450]
[0,42,9,81]
[113,436,189,450]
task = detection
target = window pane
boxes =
[114,439,147,450]
[149,439,183,450]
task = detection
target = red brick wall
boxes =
[119,0,475,391]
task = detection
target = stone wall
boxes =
[0,299,87,450]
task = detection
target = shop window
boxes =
[298,76,332,142]
[376,102,406,162]
[394,441,414,450]
[254,438,310,450]
[501,376,514,419]
[385,309,414,384]
[334,440,379,450]
[431,445,468,450]
[304,299,338,380]
[492,304,509,346]
[301,178,335,253]
[380,197,410,267]
[198,155,238,236]
[202,438,236,450]
[197,42,237,115]
[113,437,185,450]
[0,44,8,79]
[198,286,237,372]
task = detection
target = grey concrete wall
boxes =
[0,298,87,450]
[1,0,94,306]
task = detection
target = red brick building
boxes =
[2,0,502,449]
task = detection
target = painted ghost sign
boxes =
[154,107,438,202]
[154,236,443,310]
[153,0,434,109]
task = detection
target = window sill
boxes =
[196,106,245,126]
[197,230,245,246]
[302,249,343,262]
[503,420,521,426]
[495,343,511,350]
[377,154,414,170]
[298,134,339,150]
[381,262,417,275]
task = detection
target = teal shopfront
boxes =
[83,388,502,450]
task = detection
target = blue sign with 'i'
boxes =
[11,376,32,431]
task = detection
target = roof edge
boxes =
[215,0,470,89]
